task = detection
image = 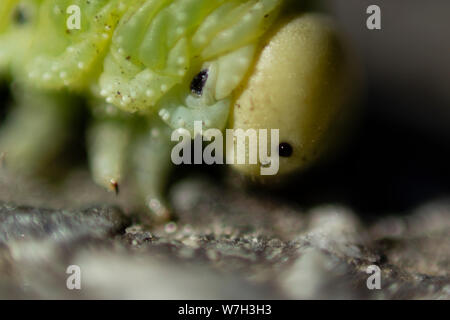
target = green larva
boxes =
[0,0,357,222]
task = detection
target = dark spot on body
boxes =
[13,7,28,25]
[110,179,119,195]
[190,69,208,96]
[279,142,293,157]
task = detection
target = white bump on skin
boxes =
[177,56,185,65]
[53,6,61,15]
[106,97,114,103]
[43,73,51,81]
[122,96,131,104]
[176,27,185,35]
[158,109,167,117]
[220,31,232,39]
[77,62,85,69]
[59,71,67,79]
[254,3,263,10]
[161,84,168,92]
[146,89,154,97]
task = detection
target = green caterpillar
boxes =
[0,0,357,222]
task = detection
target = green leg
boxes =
[132,119,174,223]
[0,86,75,175]
[87,114,131,194]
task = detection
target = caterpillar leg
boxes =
[0,86,74,175]
[87,115,131,194]
[132,119,174,223]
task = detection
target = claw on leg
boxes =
[87,117,130,194]
[110,179,119,195]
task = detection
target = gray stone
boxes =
[0,202,130,244]
[0,172,449,299]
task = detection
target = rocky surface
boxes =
[0,170,448,299]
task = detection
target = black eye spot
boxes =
[190,69,208,96]
[13,7,28,25]
[279,142,293,157]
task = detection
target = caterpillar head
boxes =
[228,14,358,179]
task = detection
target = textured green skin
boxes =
[1,0,283,132]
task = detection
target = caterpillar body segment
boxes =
[2,0,284,119]
[99,0,283,122]
[25,0,128,91]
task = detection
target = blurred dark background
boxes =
[281,0,450,218]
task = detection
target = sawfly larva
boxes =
[0,0,358,222]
